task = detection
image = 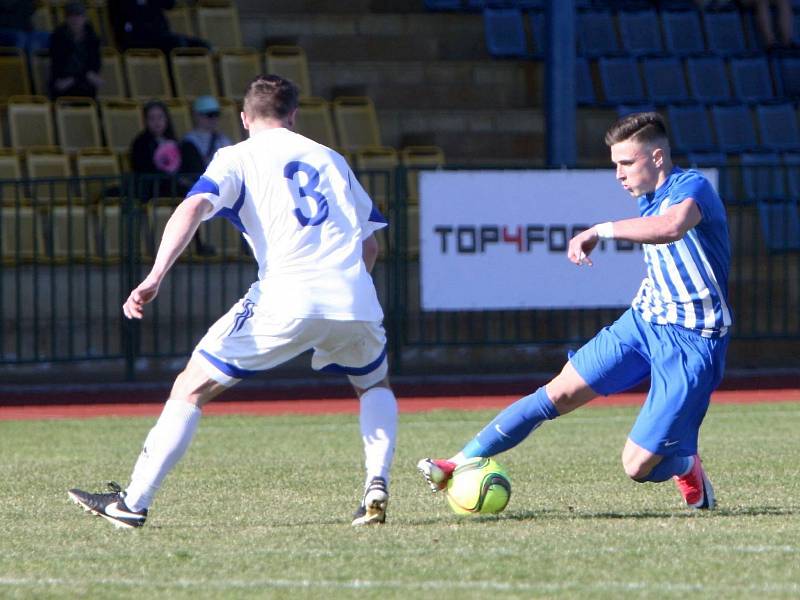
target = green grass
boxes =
[1,402,799,599]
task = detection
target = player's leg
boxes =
[67,357,231,528]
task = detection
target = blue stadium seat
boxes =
[642,56,690,104]
[685,56,732,103]
[528,10,544,57]
[710,104,758,153]
[617,10,665,56]
[576,57,596,105]
[617,104,656,116]
[741,152,786,201]
[598,57,646,104]
[686,152,731,200]
[782,153,800,200]
[756,103,800,151]
[423,0,463,10]
[775,57,800,97]
[662,10,706,56]
[577,10,621,57]
[729,56,774,103]
[667,104,716,153]
[757,198,800,252]
[483,8,528,57]
[703,11,748,56]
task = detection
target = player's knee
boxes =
[622,456,651,482]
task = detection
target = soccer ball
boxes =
[445,457,511,515]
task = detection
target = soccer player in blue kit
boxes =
[419,112,732,509]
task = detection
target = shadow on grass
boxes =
[500,505,797,522]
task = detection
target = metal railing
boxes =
[1,164,799,380]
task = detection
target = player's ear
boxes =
[286,107,298,129]
[651,146,664,168]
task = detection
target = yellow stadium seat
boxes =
[199,218,244,260]
[0,47,31,102]
[354,146,399,214]
[332,96,381,152]
[264,45,311,98]
[294,97,337,147]
[400,145,445,205]
[0,206,46,263]
[218,47,261,101]
[32,2,54,32]
[164,98,192,140]
[170,47,219,99]
[97,47,127,100]
[7,96,56,150]
[218,97,244,143]
[26,148,74,205]
[124,48,172,100]
[196,2,242,49]
[166,5,195,37]
[48,205,96,262]
[0,150,24,206]
[100,99,143,154]
[55,96,102,153]
[31,49,50,96]
[76,148,120,203]
[95,202,122,261]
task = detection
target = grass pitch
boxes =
[1,401,799,599]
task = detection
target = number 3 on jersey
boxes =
[284,161,329,227]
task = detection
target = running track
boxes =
[2,388,799,421]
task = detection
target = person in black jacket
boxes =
[49,2,102,99]
[109,0,209,53]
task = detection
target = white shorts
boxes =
[192,296,388,388]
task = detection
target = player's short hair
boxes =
[243,75,299,122]
[604,112,669,148]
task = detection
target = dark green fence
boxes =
[1,165,799,379]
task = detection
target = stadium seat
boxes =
[76,148,121,204]
[576,11,621,57]
[782,152,800,201]
[423,0,463,10]
[100,99,143,154]
[401,145,445,205]
[667,104,716,153]
[48,205,96,262]
[332,96,382,152]
[217,97,244,143]
[97,47,127,100]
[703,11,748,56]
[597,57,646,104]
[710,104,758,153]
[0,206,46,263]
[755,103,800,151]
[294,97,337,147]
[617,10,664,56]
[54,97,103,153]
[30,49,50,96]
[686,151,732,200]
[686,56,732,103]
[32,3,54,32]
[170,48,219,99]
[575,57,596,105]
[757,198,800,252]
[0,149,23,206]
[199,216,245,261]
[483,8,528,58]
[617,104,656,116]
[775,57,800,97]
[94,202,122,261]
[124,49,172,100]
[264,45,312,98]
[218,48,261,101]
[729,56,774,103]
[741,152,785,202]
[196,2,242,49]
[0,47,31,102]
[354,146,399,213]
[661,10,706,56]
[164,98,192,140]
[26,148,74,206]
[642,57,689,104]
[528,10,544,57]
[7,95,56,150]
[165,4,195,37]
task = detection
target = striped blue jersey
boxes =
[631,167,732,338]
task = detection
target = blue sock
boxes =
[637,455,693,483]
[461,387,559,458]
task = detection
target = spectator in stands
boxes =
[0,0,50,54]
[109,0,209,53]
[739,0,795,49]
[180,96,233,172]
[131,99,216,256]
[49,2,102,99]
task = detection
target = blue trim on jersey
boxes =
[369,205,387,224]
[228,299,255,335]
[198,349,259,379]
[320,346,387,375]
[187,175,220,197]
[212,180,247,234]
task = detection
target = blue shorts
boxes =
[569,309,728,457]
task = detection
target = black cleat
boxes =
[68,481,148,529]
[351,476,388,526]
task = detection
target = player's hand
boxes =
[567,228,599,266]
[122,278,161,320]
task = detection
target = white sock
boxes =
[359,386,397,490]
[124,399,201,512]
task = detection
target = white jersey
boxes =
[187,127,387,321]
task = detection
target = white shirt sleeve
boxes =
[185,147,243,221]
[348,167,387,238]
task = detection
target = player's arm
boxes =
[122,195,213,319]
[568,199,702,266]
[363,234,378,273]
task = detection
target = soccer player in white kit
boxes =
[68,75,398,528]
